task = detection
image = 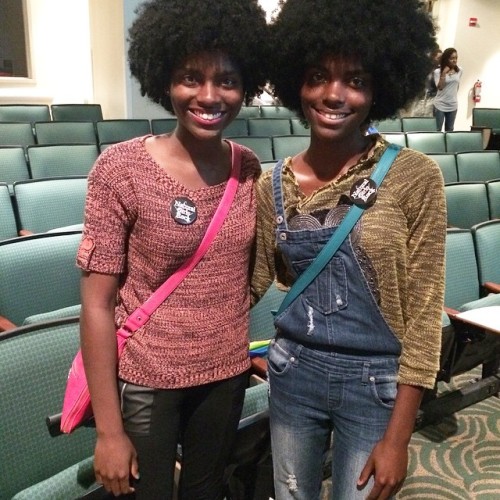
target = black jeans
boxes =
[119,371,248,500]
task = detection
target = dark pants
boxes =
[119,372,248,500]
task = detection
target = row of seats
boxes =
[382,130,485,153]
[445,180,500,228]
[427,150,500,184]
[0,177,86,241]
[374,116,439,133]
[0,103,103,123]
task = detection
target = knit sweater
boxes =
[251,137,447,389]
[77,136,260,389]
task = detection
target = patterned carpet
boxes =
[320,368,500,500]
[398,369,500,500]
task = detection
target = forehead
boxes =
[176,51,241,74]
[312,55,368,73]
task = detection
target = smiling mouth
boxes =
[317,110,350,120]
[191,110,223,121]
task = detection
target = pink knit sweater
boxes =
[77,136,260,388]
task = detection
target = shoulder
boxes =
[229,141,262,180]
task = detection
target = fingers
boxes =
[364,475,405,500]
[95,469,136,496]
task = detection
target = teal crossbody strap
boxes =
[276,143,401,316]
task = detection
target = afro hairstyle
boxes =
[128,0,270,112]
[269,0,437,122]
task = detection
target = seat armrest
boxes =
[0,315,17,333]
[18,229,33,236]
[250,357,268,379]
[484,282,500,294]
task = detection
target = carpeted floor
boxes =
[321,368,500,500]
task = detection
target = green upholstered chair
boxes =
[0,317,98,499]
[444,182,490,229]
[373,118,402,133]
[223,118,249,137]
[406,132,446,153]
[472,108,500,134]
[455,150,500,182]
[50,104,103,122]
[237,106,261,118]
[248,118,292,137]
[0,231,82,330]
[27,144,99,179]
[401,116,438,132]
[427,153,458,184]
[290,118,310,135]
[0,182,18,241]
[249,281,285,343]
[13,177,87,234]
[272,135,310,160]
[261,161,276,172]
[227,136,274,162]
[0,104,51,123]
[151,117,178,135]
[0,146,30,191]
[381,133,407,148]
[445,131,484,153]
[0,122,36,148]
[259,106,296,119]
[95,119,151,146]
[471,220,500,294]
[34,121,98,145]
[486,179,500,219]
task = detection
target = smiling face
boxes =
[300,56,373,144]
[169,51,244,141]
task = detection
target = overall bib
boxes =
[268,161,402,500]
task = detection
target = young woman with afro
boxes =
[251,0,447,498]
[77,0,269,498]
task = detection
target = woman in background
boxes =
[433,47,463,131]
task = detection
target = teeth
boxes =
[323,112,347,120]
[194,111,222,121]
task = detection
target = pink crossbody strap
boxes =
[121,141,242,334]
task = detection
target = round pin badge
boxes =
[349,178,378,207]
[171,196,197,225]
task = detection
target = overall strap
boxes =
[276,143,401,316]
[123,142,242,333]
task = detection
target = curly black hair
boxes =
[128,0,270,112]
[269,0,437,122]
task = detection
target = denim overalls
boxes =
[268,160,402,500]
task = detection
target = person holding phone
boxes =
[433,47,463,131]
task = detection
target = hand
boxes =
[357,438,408,500]
[94,432,139,496]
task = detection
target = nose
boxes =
[323,80,345,106]
[197,81,220,105]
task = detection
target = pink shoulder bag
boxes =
[59,143,242,434]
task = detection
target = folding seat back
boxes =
[0,104,51,123]
[445,131,484,153]
[259,106,296,118]
[96,119,151,146]
[0,317,97,499]
[427,153,457,184]
[223,118,249,137]
[373,118,402,133]
[290,118,310,135]
[406,132,446,153]
[0,231,82,328]
[249,282,285,342]
[227,136,274,162]
[13,177,87,234]
[34,121,97,145]
[486,179,500,219]
[471,220,500,288]
[0,122,36,148]
[0,183,18,241]
[472,107,500,132]
[237,106,261,118]
[248,118,291,137]
[27,144,98,179]
[444,182,490,229]
[382,133,407,148]
[0,146,30,188]
[151,118,177,135]
[401,116,438,132]
[272,135,310,160]
[456,151,500,182]
[50,104,103,122]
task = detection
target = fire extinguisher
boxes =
[473,80,482,103]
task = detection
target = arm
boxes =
[436,67,450,90]
[80,271,139,496]
[358,384,424,499]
